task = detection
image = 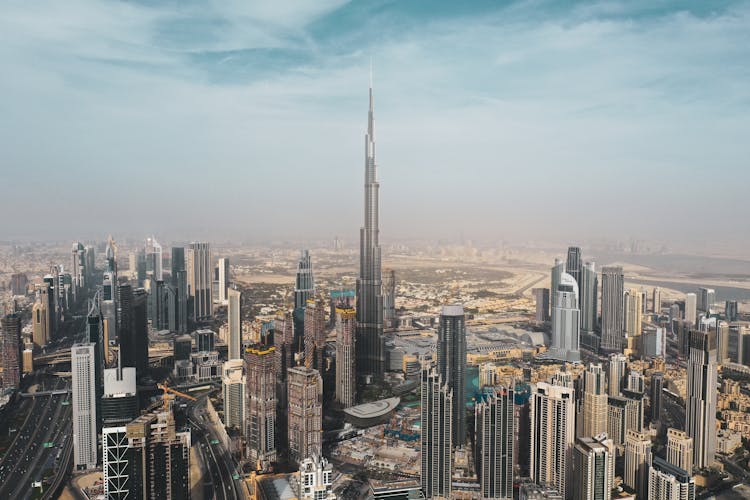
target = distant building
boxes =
[608,353,627,397]
[580,262,598,335]
[550,259,564,313]
[650,372,664,423]
[144,236,163,281]
[227,287,242,360]
[697,287,715,313]
[533,288,550,322]
[102,367,138,427]
[652,287,662,314]
[725,300,739,322]
[1,313,22,390]
[171,247,188,333]
[550,273,581,362]
[600,266,624,352]
[297,455,336,500]
[624,430,651,498]
[304,298,326,372]
[188,242,212,321]
[217,257,230,303]
[196,329,215,352]
[32,283,51,347]
[684,293,697,326]
[72,343,97,470]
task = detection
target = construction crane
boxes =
[157,383,197,411]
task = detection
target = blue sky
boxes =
[1,0,748,248]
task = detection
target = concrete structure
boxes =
[356,80,385,379]
[343,397,400,427]
[437,304,466,446]
[600,266,624,352]
[580,363,608,438]
[298,455,336,500]
[533,288,550,322]
[551,259,564,312]
[550,273,581,362]
[102,367,138,426]
[304,298,326,372]
[624,430,651,498]
[580,262,598,335]
[227,286,242,360]
[72,343,97,470]
[667,428,693,475]
[652,287,662,314]
[573,436,614,500]
[335,307,357,408]
[188,241,212,321]
[624,288,643,339]
[685,329,717,469]
[684,293,697,326]
[217,257,230,303]
[530,382,575,499]
[32,287,50,347]
[420,365,452,500]
[651,372,664,423]
[288,366,322,465]
[245,346,276,470]
[475,387,514,500]
[648,457,695,500]
[608,353,626,397]
[1,314,21,390]
[222,359,245,433]
[697,287,715,313]
[144,236,163,281]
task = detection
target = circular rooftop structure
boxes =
[343,397,401,427]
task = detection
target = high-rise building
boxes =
[71,241,87,300]
[624,288,643,338]
[666,428,693,475]
[245,346,276,470]
[1,314,21,390]
[580,363,608,438]
[335,307,357,408]
[127,289,149,380]
[550,273,581,362]
[437,304,466,446]
[32,285,50,347]
[298,455,336,500]
[530,382,575,499]
[382,268,397,329]
[102,426,131,499]
[684,293,697,326]
[697,287,715,313]
[293,250,315,360]
[227,286,242,360]
[685,329,717,469]
[9,272,28,296]
[533,288,551,322]
[144,236,163,281]
[196,328,215,353]
[648,457,695,500]
[187,242,212,322]
[171,247,188,334]
[102,367,138,426]
[651,372,664,423]
[288,365,322,465]
[551,259,564,312]
[217,257,230,303]
[304,298,326,372]
[717,320,730,364]
[565,246,582,289]
[624,430,651,498]
[475,387,514,500]
[222,359,245,433]
[600,266,624,352]
[580,262,598,335]
[573,436,614,500]
[653,287,662,314]
[356,80,385,380]
[607,396,628,450]
[626,371,644,393]
[608,353,627,397]
[72,343,97,470]
[125,410,191,499]
[420,365,452,499]
[725,300,739,322]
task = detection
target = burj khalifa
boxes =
[356,77,385,380]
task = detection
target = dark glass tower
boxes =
[565,246,582,287]
[293,250,314,358]
[437,304,467,446]
[356,79,385,380]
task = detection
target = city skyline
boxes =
[1,1,749,247]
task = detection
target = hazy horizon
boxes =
[2,1,749,248]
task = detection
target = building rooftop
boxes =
[344,397,400,420]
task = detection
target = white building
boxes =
[72,343,97,470]
[227,287,242,360]
[222,359,245,432]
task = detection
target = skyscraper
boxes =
[420,365,452,499]
[600,266,624,352]
[650,372,664,423]
[1,314,21,390]
[725,300,739,322]
[356,79,385,380]
[666,428,693,475]
[217,257,230,303]
[144,236,163,281]
[335,307,357,408]
[475,387,514,500]
[530,382,575,499]
[72,343,97,470]
[550,273,581,362]
[293,250,314,359]
[565,246,582,288]
[624,430,651,498]
[171,247,188,334]
[533,288,551,322]
[579,262,598,335]
[624,288,643,339]
[222,359,245,433]
[580,363,608,438]
[227,286,242,360]
[550,259,564,312]
[245,345,277,470]
[288,365,322,465]
[437,304,467,446]
[32,284,50,347]
[697,287,715,313]
[187,242,212,322]
[652,287,662,314]
[573,436,614,500]
[102,367,138,426]
[648,457,695,500]
[684,293,697,326]
[304,298,326,372]
[685,329,717,469]
[608,353,626,397]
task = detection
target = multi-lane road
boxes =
[187,395,244,500]
[0,377,72,499]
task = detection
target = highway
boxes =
[187,395,244,500]
[0,377,72,499]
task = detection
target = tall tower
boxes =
[227,286,242,360]
[475,387,514,500]
[304,298,326,372]
[600,266,624,352]
[293,250,315,359]
[573,436,614,500]
[144,236,163,281]
[72,343,98,470]
[685,328,717,469]
[171,247,188,333]
[565,246,582,287]
[551,272,581,362]
[287,365,322,465]
[624,430,651,499]
[684,293,697,326]
[1,314,22,390]
[530,382,575,499]
[667,428,693,475]
[222,359,245,433]
[335,307,357,408]
[437,304,467,446]
[580,363,608,438]
[187,242,212,322]
[651,372,664,423]
[245,345,277,470]
[550,258,565,312]
[580,261,598,335]
[356,77,385,380]
[420,365,452,499]
[217,257,230,303]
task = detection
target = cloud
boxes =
[0,0,748,251]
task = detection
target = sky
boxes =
[1,0,749,249]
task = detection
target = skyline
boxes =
[1,1,749,247]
